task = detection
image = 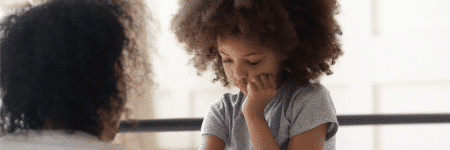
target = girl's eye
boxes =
[222,59,232,63]
[247,60,262,66]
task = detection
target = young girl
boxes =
[171,0,342,149]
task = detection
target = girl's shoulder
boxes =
[281,76,331,100]
[293,83,330,97]
[285,82,332,106]
[210,91,246,111]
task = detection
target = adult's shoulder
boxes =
[0,133,132,150]
[9,130,132,149]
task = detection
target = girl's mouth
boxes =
[234,83,247,94]
[237,85,247,91]
[236,80,247,89]
[234,79,248,94]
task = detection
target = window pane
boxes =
[377,82,450,113]
[380,124,450,150]
[337,126,375,150]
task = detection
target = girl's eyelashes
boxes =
[221,59,262,65]
[247,60,262,66]
[222,59,232,63]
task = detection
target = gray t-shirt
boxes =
[201,77,338,150]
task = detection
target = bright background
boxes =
[1,0,450,149]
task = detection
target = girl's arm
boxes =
[200,135,225,150]
[244,114,329,150]
[243,74,329,150]
[287,123,330,150]
[242,74,281,150]
[243,113,281,150]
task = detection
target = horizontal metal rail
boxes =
[118,113,450,132]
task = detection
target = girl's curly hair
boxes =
[0,0,151,141]
[171,0,342,87]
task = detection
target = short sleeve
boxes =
[200,97,230,144]
[288,84,338,141]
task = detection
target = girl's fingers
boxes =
[249,74,276,91]
[251,76,262,90]
[268,75,276,89]
[248,80,258,91]
[260,74,269,88]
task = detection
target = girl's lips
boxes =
[235,84,247,94]
[238,86,246,92]
[233,79,248,94]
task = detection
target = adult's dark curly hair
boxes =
[171,0,342,87]
[0,0,151,141]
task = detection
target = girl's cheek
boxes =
[249,66,269,78]
[223,67,232,77]
[260,63,278,76]
[223,67,235,83]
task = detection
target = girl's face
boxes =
[218,36,287,95]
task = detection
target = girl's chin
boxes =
[239,88,248,95]
[234,85,247,95]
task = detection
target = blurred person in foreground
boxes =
[0,0,152,149]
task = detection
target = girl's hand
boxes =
[242,74,277,117]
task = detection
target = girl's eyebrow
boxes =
[244,52,263,57]
[218,51,264,57]
[219,51,229,56]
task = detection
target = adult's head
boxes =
[0,0,151,142]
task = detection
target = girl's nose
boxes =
[234,63,247,79]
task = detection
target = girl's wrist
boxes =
[243,113,266,125]
[242,96,272,117]
[242,107,265,119]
